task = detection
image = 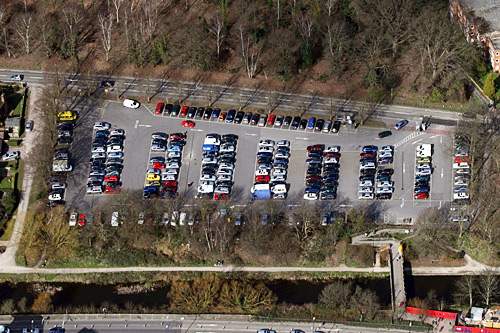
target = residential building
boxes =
[449,0,500,72]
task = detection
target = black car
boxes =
[171,104,180,117]
[283,116,292,128]
[275,115,284,127]
[57,136,72,145]
[222,134,238,142]
[376,193,392,200]
[377,168,394,176]
[220,152,236,159]
[243,112,252,124]
[257,151,273,158]
[322,179,338,186]
[195,107,204,119]
[164,104,173,116]
[291,116,301,130]
[378,130,392,138]
[323,174,339,181]
[202,167,217,175]
[359,175,375,182]
[320,191,337,200]
[331,120,341,133]
[203,108,212,120]
[315,119,325,132]
[234,111,245,124]
[187,107,197,118]
[210,108,219,120]
[57,122,74,131]
[226,109,236,123]
[299,119,308,130]
[273,158,289,166]
[250,113,260,125]
[360,168,376,177]
[258,156,273,164]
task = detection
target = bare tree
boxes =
[325,0,338,16]
[62,4,85,59]
[0,4,11,58]
[478,269,499,307]
[98,13,113,62]
[325,22,349,73]
[208,14,225,59]
[454,275,476,309]
[111,0,124,23]
[239,25,262,79]
[15,13,32,55]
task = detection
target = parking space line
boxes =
[134,120,139,129]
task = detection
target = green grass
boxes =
[0,176,15,190]
[0,216,15,241]
[16,159,24,192]
[7,139,22,147]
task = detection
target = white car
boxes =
[111,211,120,226]
[271,174,286,182]
[51,182,66,190]
[453,162,469,169]
[255,169,269,176]
[417,163,432,170]
[359,180,373,187]
[275,151,290,159]
[219,162,234,170]
[376,186,393,194]
[325,145,341,153]
[303,192,318,200]
[107,145,123,153]
[378,151,393,159]
[91,145,106,154]
[217,174,232,182]
[358,192,374,200]
[360,162,376,170]
[48,192,63,201]
[197,183,214,194]
[454,178,468,186]
[415,168,432,176]
[1,151,20,161]
[271,184,287,194]
[93,122,111,131]
[107,151,124,159]
[453,192,469,200]
[162,174,177,181]
[358,186,373,193]
[91,152,106,160]
[272,168,287,177]
[276,140,290,148]
[217,168,233,176]
[166,162,180,169]
[168,151,180,158]
[380,145,393,153]
[258,146,274,153]
[165,168,178,175]
[376,180,393,188]
[110,129,125,137]
[86,185,103,194]
[214,186,230,194]
[259,139,275,147]
[69,212,77,226]
[200,174,216,182]
[123,98,140,109]
[202,157,218,165]
[323,157,338,164]
[10,74,23,81]
[220,144,235,153]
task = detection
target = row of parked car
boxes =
[251,139,290,200]
[87,122,125,195]
[413,144,433,200]
[197,133,238,200]
[303,144,340,200]
[452,137,470,202]
[357,145,395,200]
[155,101,346,133]
[144,132,186,198]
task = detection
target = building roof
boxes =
[459,0,500,32]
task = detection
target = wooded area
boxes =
[0,0,484,102]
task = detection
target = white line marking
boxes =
[295,137,309,140]
[440,136,443,144]
[412,138,423,145]
[441,168,444,178]
[245,133,257,136]
[138,124,152,128]
[134,120,139,129]
[190,129,204,132]
[400,198,405,208]
[430,135,438,139]
[438,200,442,209]
[403,162,405,173]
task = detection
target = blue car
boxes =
[414,186,430,194]
[394,119,409,130]
[361,145,378,153]
[306,117,316,130]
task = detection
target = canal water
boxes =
[0,275,463,312]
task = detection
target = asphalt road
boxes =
[64,99,454,223]
[1,314,424,333]
[0,68,464,126]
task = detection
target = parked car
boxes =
[122,99,140,109]
[394,119,409,130]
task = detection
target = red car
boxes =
[155,101,165,115]
[454,156,469,164]
[181,120,196,128]
[104,175,119,182]
[414,192,429,200]
[214,193,229,201]
[152,161,165,169]
[218,112,227,122]
[180,105,189,117]
[162,180,178,189]
[105,184,121,193]
[267,114,276,127]
[255,175,270,183]
[307,144,325,152]
[170,132,187,140]
[77,214,86,227]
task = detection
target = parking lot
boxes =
[64,100,455,222]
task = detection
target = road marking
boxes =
[245,133,257,136]
[400,198,405,208]
[441,168,444,178]
[190,129,204,132]
[430,135,439,139]
[198,324,218,327]
[402,162,405,173]
[138,124,152,128]
[412,138,423,144]
[438,200,442,209]
[440,136,443,144]
[134,120,139,128]
[295,137,309,140]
